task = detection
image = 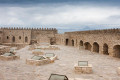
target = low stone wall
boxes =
[0,55,20,61]
[29,45,37,50]
[40,46,60,50]
[32,51,44,55]
[74,64,92,74]
[26,55,57,66]
[2,43,28,50]
[26,58,51,66]
[0,45,11,55]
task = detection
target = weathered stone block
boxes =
[74,64,92,74]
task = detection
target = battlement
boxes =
[0,27,57,31]
[65,28,120,34]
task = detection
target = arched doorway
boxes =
[80,40,83,46]
[50,37,56,45]
[93,42,99,53]
[66,39,69,45]
[12,36,15,42]
[71,40,74,46]
[103,43,109,55]
[84,42,92,51]
[113,45,120,58]
[25,37,28,42]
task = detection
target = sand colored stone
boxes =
[74,64,92,74]
[32,50,44,55]
[0,55,20,61]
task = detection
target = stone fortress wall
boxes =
[0,27,57,48]
[55,28,120,58]
[0,27,120,59]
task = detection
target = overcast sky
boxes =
[0,0,120,33]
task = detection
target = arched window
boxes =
[7,36,9,39]
[25,36,28,42]
[19,36,21,39]
[12,36,15,42]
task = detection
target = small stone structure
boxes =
[74,61,92,74]
[26,56,50,66]
[45,53,57,63]
[0,45,11,55]
[32,48,44,55]
[0,53,20,61]
[26,53,57,66]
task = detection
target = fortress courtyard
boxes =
[0,45,120,80]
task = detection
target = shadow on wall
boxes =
[103,43,109,55]
[71,40,74,46]
[113,45,120,58]
[93,42,99,53]
[84,42,92,51]
[66,39,69,46]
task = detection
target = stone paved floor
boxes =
[0,45,120,80]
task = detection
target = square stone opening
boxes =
[48,74,68,80]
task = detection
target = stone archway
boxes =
[113,45,120,58]
[84,42,92,51]
[103,43,109,55]
[80,40,83,46]
[71,40,74,46]
[25,36,28,43]
[12,36,15,42]
[93,42,99,53]
[66,39,69,45]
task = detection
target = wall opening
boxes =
[19,36,21,39]
[12,36,15,42]
[84,42,92,51]
[93,42,99,53]
[113,45,120,58]
[103,43,109,55]
[80,40,83,46]
[7,36,9,39]
[71,40,74,46]
[25,37,28,43]
[50,38,56,45]
[66,39,69,45]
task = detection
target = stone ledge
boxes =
[0,55,20,61]
[26,58,51,66]
[32,51,44,55]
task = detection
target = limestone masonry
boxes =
[0,27,120,58]
[0,27,57,48]
[55,28,120,58]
